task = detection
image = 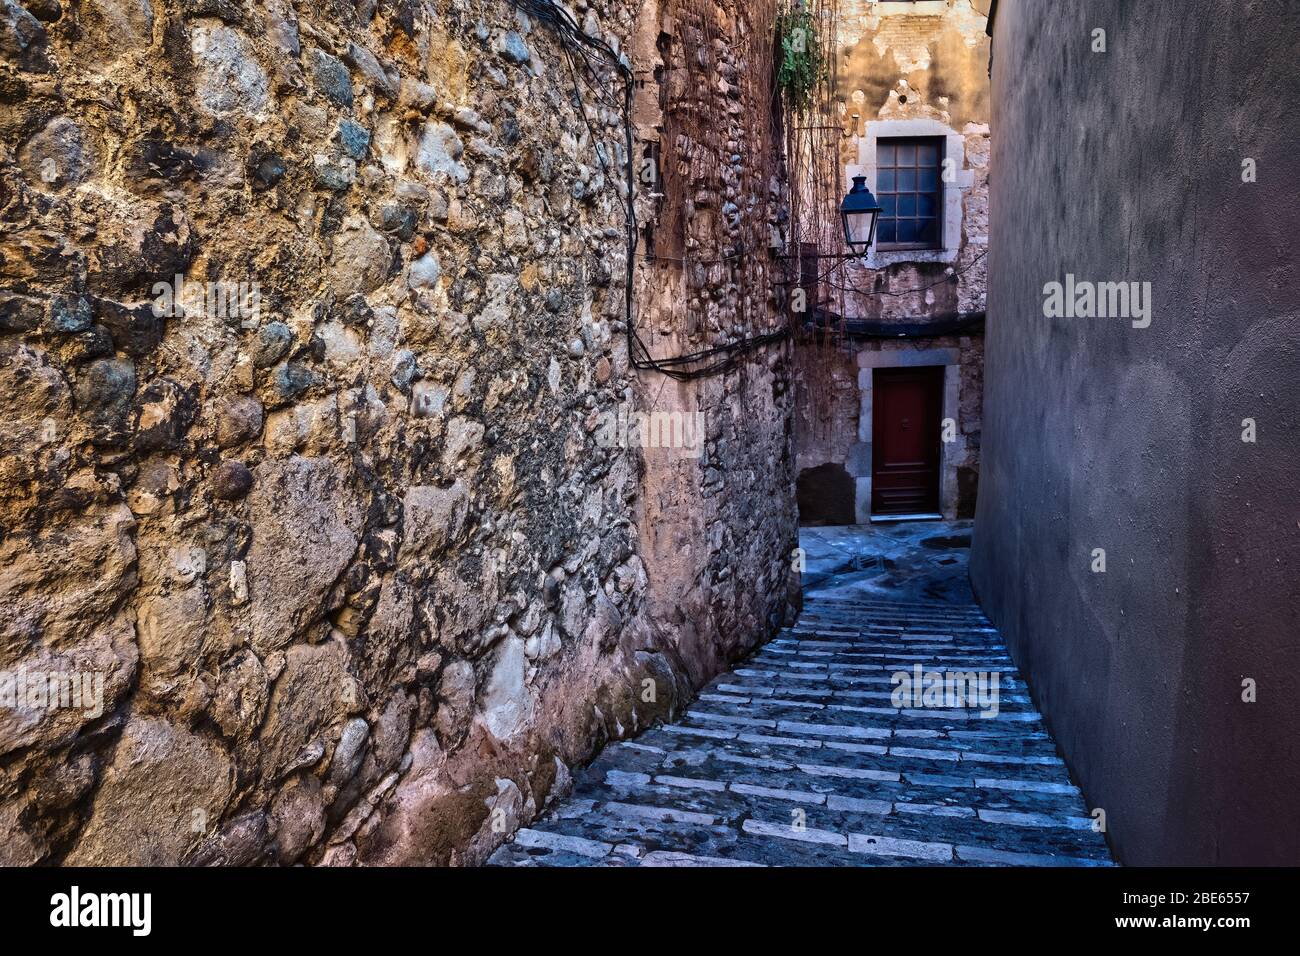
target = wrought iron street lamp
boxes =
[841,175,883,256]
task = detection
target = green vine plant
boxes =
[777,7,825,116]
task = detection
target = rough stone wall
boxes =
[838,0,989,130]
[793,0,987,523]
[794,342,858,479]
[972,0,1300,865]
[0,0,795,865]
[627,0,800,688]
[792,341,857,524]
[834,0,988,318]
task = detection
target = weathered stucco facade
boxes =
[0,0,796,865]
[972,0,1300,865]
[794,0,988,525]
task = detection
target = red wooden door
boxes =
[871,366,943,516]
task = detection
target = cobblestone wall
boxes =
[0,0,796,865]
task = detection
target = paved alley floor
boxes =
[800,520,977,604]
[488,523,1114,867]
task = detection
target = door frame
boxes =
[870,365,945,516]
[851,348,965,522]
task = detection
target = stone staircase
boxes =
[488,595,1114,867]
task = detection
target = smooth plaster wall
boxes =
[971,0,1300,865]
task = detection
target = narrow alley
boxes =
[1,0,1294,915]
[489,525,1113,867]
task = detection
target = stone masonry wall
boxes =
[627,0,799,686]
[793,0,987,524]
[795,342,858,481]
[0,0,796,865]
[834,0,989,319]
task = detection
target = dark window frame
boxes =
[874,136,946,252]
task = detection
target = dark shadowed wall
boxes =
[972,0,1300,865]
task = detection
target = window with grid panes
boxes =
[875,137,944,249]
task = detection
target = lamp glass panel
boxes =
[845,211,876,245]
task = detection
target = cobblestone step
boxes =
[487,592,1114,868]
